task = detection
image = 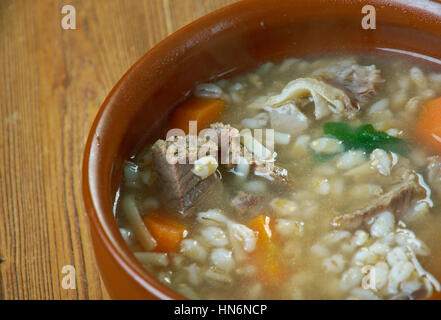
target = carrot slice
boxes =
[169,97,226,134]
[415,96,441,154]
[143,212,187,253]
[247,215,284,286]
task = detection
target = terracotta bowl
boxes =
[82,0,441,299]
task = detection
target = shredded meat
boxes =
[332,171,427,229]
[152,122,291,213]
[314,62,383,105]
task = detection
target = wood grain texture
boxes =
[0,0,239,300]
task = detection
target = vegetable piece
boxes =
[323,122,410,155]
[143,212,188,253]
[415,96,441,153]
[169,97,226,133]
[247,215,283,285]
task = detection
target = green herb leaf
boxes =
[323,122,410,155]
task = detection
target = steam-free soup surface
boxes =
[116,54,441,299]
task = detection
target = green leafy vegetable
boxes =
[323,122,410,155]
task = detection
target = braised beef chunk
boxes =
[231,191,269,215]
[427,156,441,195]
[332,171,427,229]
[152,136,222,215]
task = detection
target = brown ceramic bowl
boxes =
[82,0,441,299]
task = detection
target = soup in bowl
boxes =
[83,0,441,299]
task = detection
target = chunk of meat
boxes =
[152,136,222,215]
[427,156,441,195]
[231,191,269,215]
[332,171,427,229]
[314,62,383,105]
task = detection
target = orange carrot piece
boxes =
[247,215,284,286]
[248,215,273,242]
[415,96,441,154]
[143,212,187,253]
[169,97,226,134]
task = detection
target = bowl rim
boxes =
[82,0,441,300]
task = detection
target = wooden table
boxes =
[0,0,238,300]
